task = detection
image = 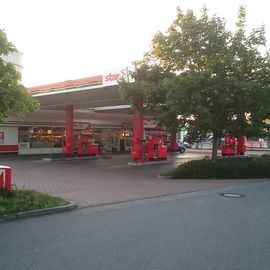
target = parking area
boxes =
[0,151,253,207]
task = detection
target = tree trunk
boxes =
[212,136,219,160]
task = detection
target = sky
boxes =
[0,0,270,87]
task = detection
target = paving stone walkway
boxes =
[1,153,245,207]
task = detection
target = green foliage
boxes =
[0,29,16,55]
[0,189,69,217]
[0,187,12,198]
[166,155,270,179]
[119,5,270,159]
[118,64,168,112]
[0,29,39,123]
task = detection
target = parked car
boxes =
[178,141,186,153]
[166,140,186,153]
[182,141,192,148]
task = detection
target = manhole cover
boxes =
[220,193,245,198]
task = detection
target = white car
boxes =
[178,141,186,153]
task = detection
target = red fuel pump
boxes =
[146,138,167,161]
[221,135,246,156]
[236,136,246,155]
[168,136,179,152]
[131,137,168,161]
[131,121,168,162]
[221,135,236,156]
[75,134,99,156]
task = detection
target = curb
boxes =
[0,201,77,223]
[157,174,172,179]
[43,156,99,161]
[128,160,170,166]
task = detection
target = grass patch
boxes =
[164,155,270,179]
[0,189,69,217]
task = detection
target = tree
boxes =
[0,29,38,123]
[119,6,270,159]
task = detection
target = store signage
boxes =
[103,65,136,86]
[144,120,165,129]
[0,132,4,144]
[73,122,91,130]
[19,142,30,149]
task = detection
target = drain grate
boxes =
[220,193,245,198]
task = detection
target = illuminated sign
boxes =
[103,65,136,86]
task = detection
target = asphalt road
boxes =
[1,180,270,270]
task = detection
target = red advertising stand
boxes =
[0,165,12,192]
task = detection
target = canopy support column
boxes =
[63,105,74,154]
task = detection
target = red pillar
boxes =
[63,105,74,154]
[131,100,145,162]
[132,111,145,162]
[170,136,178,152]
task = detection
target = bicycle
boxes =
[101,148,112,159]
[100,141,112,159]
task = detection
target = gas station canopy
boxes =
[28,75,131,113]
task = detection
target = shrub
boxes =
[168,156,270,179]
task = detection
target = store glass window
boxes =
[41,127,53,148]
[18,127,30,143]
[30,127,42,148]
[52,127,64,147]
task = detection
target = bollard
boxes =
[0,165,12,192]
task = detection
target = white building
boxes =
[1,50,23,74]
